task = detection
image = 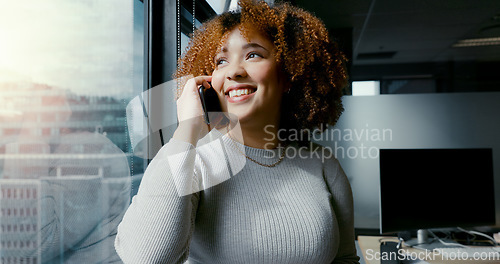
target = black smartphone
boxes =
[198,83,222,124]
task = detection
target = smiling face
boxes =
[211,27,287,127]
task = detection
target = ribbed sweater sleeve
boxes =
[115,133,359,264]
[114,138,199,264]
[323,156,359,264]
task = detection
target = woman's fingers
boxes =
[201,78,212,90]
[173,75,218,145]
[182,76,212,95]
[176,75,213,126]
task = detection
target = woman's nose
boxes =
[226,63,247,80]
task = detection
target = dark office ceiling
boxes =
[294,0,500,66]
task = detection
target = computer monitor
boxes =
[379,148,495,234]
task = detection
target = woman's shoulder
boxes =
[286,141,341,167]
[285,141,350,192]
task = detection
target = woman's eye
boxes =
[215,58,227,66]
[247,52,262,59]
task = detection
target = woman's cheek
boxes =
[211,71,224,93]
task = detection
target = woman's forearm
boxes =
[115,138,199,263]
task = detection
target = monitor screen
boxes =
[379,148,495,234]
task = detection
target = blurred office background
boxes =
[1,0,499,263]
[291,0,500,232]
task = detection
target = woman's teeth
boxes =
[228,89,254,98]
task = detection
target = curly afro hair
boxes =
[175,0,348,144]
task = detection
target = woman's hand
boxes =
[176,76,212,123]
[173,76,212,146]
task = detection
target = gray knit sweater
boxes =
[115,129,359,264]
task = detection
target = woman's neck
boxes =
[232,121,281,149]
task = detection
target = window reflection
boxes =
[0,0,143,263]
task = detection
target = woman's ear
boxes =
[282,78,292,94]
[283,86,291,94]
[279,69,292,94]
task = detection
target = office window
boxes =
[380,78,437,94]
[352,81,381,96]
[0,0,144,263]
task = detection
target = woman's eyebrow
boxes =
[215,42,269,56]
[242,42,268,51]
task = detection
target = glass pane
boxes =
[0,0,144,263]
[381,79,436,94]
[206,0,229,14]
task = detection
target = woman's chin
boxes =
[226,109,253,124]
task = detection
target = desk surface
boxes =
[357,236,499,264]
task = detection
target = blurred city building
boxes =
[0,82,131,263]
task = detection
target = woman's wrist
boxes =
[173,116,208,146]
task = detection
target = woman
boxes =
[115,0,359,263]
